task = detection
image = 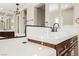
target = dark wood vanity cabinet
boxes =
[28,35,78,56]
[56,36,78,56]
[0,32,15,38]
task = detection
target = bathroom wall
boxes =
[73,4,79,26]
[15,3,39,34]
[16,3,47,34]
[62,8,73,25]
[20,3,47,26]
[45,4,51,26]
[49,10,59,26]
[15,3,78,34]
[25,3,39,25]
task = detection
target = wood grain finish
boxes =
[28,35,78,56]
[0,32,14,38]
[28,39,56,49]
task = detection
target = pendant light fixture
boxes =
[16,3,20,15]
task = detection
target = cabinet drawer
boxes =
[56,40,71,53]
[56,36,78,56]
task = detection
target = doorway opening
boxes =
[35,3,45,26]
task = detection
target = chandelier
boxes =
[16,3,20,15]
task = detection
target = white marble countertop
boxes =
[27,31,78,45]
[27,26,78,45]
[0,37,56,56]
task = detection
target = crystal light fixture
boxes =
[15,3,20,33]
[16,3,20,15]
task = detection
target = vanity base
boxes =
[0,32,14,38]
[28,35,78,56]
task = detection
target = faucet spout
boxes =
[51,23,60,32]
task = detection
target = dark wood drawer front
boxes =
[56,36,78,56]
[28,35,78,56]
[28,39,55,49]
[0,32,14,38]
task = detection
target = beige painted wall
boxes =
[26,3,39,25]
[49,10,59,26]
[62,8,74,25]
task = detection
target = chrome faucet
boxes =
[51,23,60,32]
